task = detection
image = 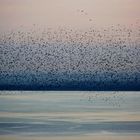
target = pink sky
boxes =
[0,0,140,31]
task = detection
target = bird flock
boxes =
[81,91,126,107]
[0,22,140,90]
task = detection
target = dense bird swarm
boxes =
[0,23,140,90]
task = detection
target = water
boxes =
[0,91,140,137]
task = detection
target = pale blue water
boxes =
[0,91,140,136]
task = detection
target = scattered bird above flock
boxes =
[77,9,93,22]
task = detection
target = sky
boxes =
[0,0,140,31]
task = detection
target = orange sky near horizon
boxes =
[0,0,140,31]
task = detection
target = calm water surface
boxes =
[0,91,140,137]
